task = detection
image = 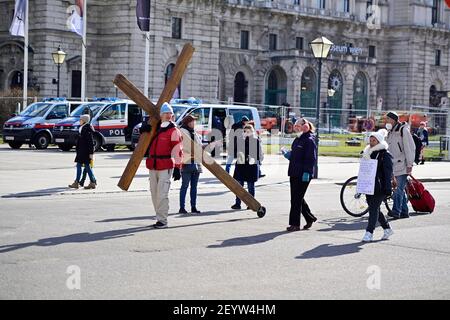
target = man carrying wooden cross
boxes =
[140,102,183,229]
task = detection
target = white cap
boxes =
[80,114,90,123]
[370,129,388,143]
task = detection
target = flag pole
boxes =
[23,0,28,110]
[81,0,87,101]
[144,31,149,98]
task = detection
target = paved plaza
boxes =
[1,145,449,299]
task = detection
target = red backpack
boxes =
[406,176,435,213]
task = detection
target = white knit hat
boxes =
[370,129,387,143]
[80,114,90,123]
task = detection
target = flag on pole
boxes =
[67,0,84,36]
[9,0,27,37]
[136,0,151,31]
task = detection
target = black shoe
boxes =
[400,213,410,219]
[151,221,168,229]
[387,211,400,219]
[179,208,188,214]
[303,217,317,230]
[420,161,425,165]
[191,207,201,214]
[79,181,85,187]
[231,204,241,210]
[259,174,266,178]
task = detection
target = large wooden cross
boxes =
[113,43,266,217]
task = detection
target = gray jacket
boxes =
[386,122,416,176]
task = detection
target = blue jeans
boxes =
[392,174,409,216]
[235,180,255,206]
[180,165,200,209]
[76,162,96,184]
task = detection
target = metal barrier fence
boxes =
[0,96,40,129]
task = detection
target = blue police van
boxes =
[2,98,83,149]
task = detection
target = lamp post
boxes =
[51,46,66,97]
[309,36,333,179]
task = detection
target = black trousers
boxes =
[289,177,316,226]
[366,194,390,233]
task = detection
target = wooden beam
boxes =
[115,43,194,191]
[179,130,262,211]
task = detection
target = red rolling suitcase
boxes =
[406,175,435,213]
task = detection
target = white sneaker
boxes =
[362,231,373,242]
[381,228,394,240]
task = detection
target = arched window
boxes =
[233,72,248,103]
[300,67,317,118]
[353,72,368,116]
[327,70,343,127]
[10,71,23,89]
[265,67,287,106]
[165,63,180,98]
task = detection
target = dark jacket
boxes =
[370,148,394,196]
[233,135,263,182]
[288,132,317,177]
[229,120,245,159]
[361,141,394,196]
[75,124,94,163]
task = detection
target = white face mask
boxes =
[385,123,393,131]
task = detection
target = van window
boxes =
[100,103,126,120]
[50,105,69,119]
[189,107,210,126]
[20,103,53,117]
[229,109,253,123]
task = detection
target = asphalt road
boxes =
[0,145,449,299]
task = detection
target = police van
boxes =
[52,98,116,151]
[2,98,83,149]
[131,98,261,148]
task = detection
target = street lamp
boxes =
[309,36,333,178]
[51,46,66,97]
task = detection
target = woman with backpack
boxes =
[361,129,394,242]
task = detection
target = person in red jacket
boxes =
[140,102,183,229]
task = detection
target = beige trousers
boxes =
[149,169,173,225]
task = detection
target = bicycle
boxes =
[340,176,393,217]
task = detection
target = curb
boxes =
[334,177,450,186]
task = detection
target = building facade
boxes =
[1,0,449,126]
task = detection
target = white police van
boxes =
[2,98,83,149]
[51,98,144,151]
[52,98,116,151]
[131,98,261,148]
[89,98,143,151]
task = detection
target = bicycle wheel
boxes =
[384,195,393,214]
[340,176,369,217]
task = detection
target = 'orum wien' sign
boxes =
[330,44,363,56]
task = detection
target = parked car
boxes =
[2,98,83,149]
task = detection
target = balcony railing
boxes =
[226,1,357,21]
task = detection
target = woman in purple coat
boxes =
[282,119,317,232]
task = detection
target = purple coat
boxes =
[287,132,317,177]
